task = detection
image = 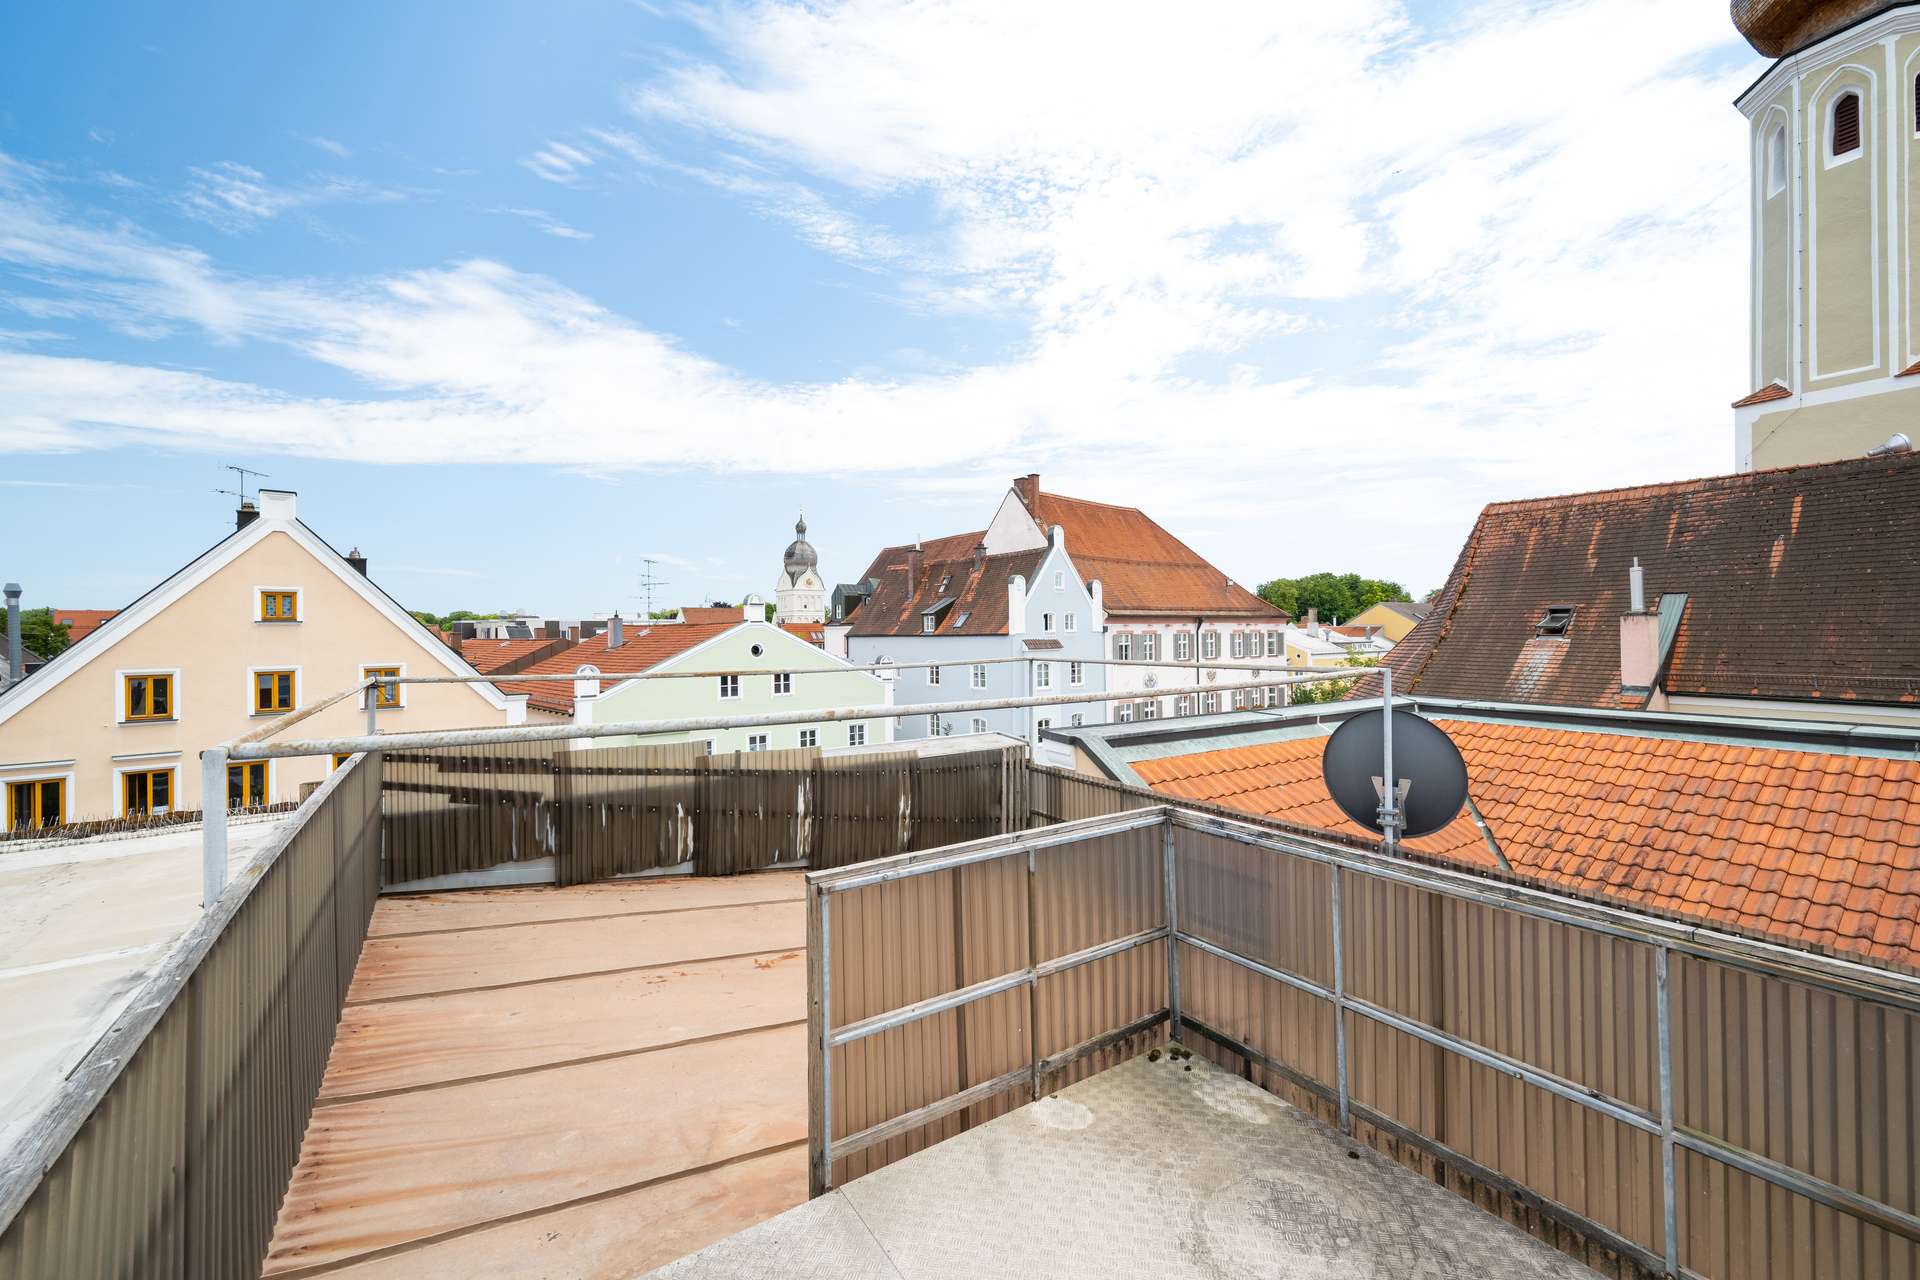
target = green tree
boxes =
[648,608,681,620]
[17,607,70,658]
[1257,572,1410,624]
[1289,656,1381,705]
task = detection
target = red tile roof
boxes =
[681,606,746,625]
[1132,720,1920,972]
[53,609,117,643]
[1384,452,1920,709]
[1730,381,1792,407]
[458,637,566,675]
[781,621,826,647]
[495,623,738,714]
[1025,488,1280,619]
[848,545,1047,638]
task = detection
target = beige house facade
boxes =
[1735,5,1920,469]
[0,490,523,827]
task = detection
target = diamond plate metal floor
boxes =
[648,1049,1597,1279]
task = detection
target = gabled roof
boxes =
[0,501,515,727]
[1384,452,1920,708]
[458,636,567,675]
[1131,715,1920,972]
[1730,381,1791,408]
[52,609,117,643]
[495,623,740,714]
[847,546,1047,638]
[1024,489,1279,618]
[1371,599,1430,623]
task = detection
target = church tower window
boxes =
[1831,92,1860,159]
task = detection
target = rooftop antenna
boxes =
[1321,702,1468,846]
[218,464,269,506]
[637,558,672,617]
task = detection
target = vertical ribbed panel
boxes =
[0,757,383,1280]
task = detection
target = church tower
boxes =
[1733,2,1920,469]
[774,515,826,624]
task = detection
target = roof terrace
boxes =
[1,665,1916,1280]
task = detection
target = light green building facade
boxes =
[579,622,892,753]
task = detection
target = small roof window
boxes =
[952,611,970,629]
[1535,606,1575,637]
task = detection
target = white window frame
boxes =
[718,674,740,700]
[1267,631,1281,658]
[1070,713,1084,727]
[1175,694,1192,716]
[1042,612,1055,633]
[1265,686,1283,708]
[1053,570,1064,590]
[970,664,988,690]
[1232,689,1247,710]
[971,717,988,734]
[1174,632,1191,662]
[927,664,941,686]
[1035,662,1052,689]
[799,728,818,748]
[1064,612,1076,632]
[1202,692,1220,715]
[1140,633,1159,662]
[1826,89,1865,168]
[360,663,407,710]
[252,585,304,624]
[922,614,937,634]
[1069,661,1084,686]
[773,672,793,696]
[1139,700,1158,721]
[746,733,768,752]
[115,667,183,724]
[1037,718,1052,732]
[928,715,942,737]
[1116,702,1133,723]
[1231,632,1246,659]
[1202,631,1219,660]
[1766,123,1787,197]
[847,723,867,746]
[1115,633,1132,661]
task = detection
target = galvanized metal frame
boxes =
[807,801,1920,1266]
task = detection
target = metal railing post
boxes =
[1378,665,1401,852]
[814,888,833,1195]
[1656,944,1678,1277]
[200,745,228,907]
[1331,863,1351,1135]
[1163,813,1181,1041]
[366,685,377,736]
[1027,845,1041,1097]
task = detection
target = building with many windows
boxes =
[0,490,523,828]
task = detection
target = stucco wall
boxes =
[584,623,890,752]
[0,528,507,821]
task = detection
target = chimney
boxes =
[346,546,368,577]
[4,583,20,686]
[258,489,297,522]
[1013,473,1040,509]
[906,542,923,595]
[235,501,259,531]
[743,594,762,622]
[1007,574,1026,637]
[457,620,479,641]
[972,539,986,572]
[1306,607,1319,635]
[447,626,462,656]
[1619,558,1661,695]
[544,620,561,639]
[607,615,625,649]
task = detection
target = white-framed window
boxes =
[1037,718,1052,732]
[1070,713,1083,727]
[1141,633,1159,661]
[1202,631,1219,660]
[1116,702,1134,723]
[1232,689,1247,710]
[1766,123,1787,197]
[1231,632,1246,659]
[1174,632,1191,661]
[1265,686,1283,708]
[1053,570,1064,590]
[1266,631,1281,658]
[1036,662,1052,689]
[928,715,942,737]
[1042,612,1055,633]
[1829,90,1862,163]
[972,717,988,734]
[773,672,793,696]
[799,728,818,748]
[1139,700,1158,721]
[1069,661,1084,686]
[1115,633,1132,661]
[971,663,988,689]
[747,734,768,752]
[922,614,937,634]
[927,664,942,686]
[1175,694,1192,716]
[848,723,866,746]
[718,675,740,699]
[1064,612,1076,632]
[1202,692,1220,714]
[702,738,718,754]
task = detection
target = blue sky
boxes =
[0,1,1760,617]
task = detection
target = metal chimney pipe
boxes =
[1866,432,1912,457]
[4,583,20,686]
[1629,558,1646,613]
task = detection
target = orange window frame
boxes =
[260,590,299,622]
[365,667,400,708]
[254,670,296,714]
[122,767,174,816]
[7,777,65,830]
[228,761,268,808]
[124,672,174,721]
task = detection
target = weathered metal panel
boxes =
[0,758,383,1280]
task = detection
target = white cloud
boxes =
[300,134,353,160]
[0,1,1761,590]
[488,206,594,240]
[174,161,407,232]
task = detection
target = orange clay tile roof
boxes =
[1025,489,1281,618]
[52,609,117,642]
[1132,720,1920,971]
[1383,451,1920,709]
[495,623,739,714]
[1730,381,1792,407]
[681,606,746,624]
[780,621,826,646]
[458,637,565,674]
[848,546,1047,638]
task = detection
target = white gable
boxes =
[982,489,1046,556]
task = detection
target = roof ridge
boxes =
[1035,489,1145,516]
[1479,450,1920,514]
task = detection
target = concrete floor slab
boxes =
[652,1051,1597,1280]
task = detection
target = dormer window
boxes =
[938,574,951,592]
[1831,92,1861,160]
[923,614,937,633]
[1535,606,1575,637]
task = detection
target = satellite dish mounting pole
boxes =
[1378,666,1403,851]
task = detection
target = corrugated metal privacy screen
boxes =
[380,741,1026,885]
[811,806,1920,1280]
[0,755,382,1280]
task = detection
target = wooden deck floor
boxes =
[262,873,809,1279]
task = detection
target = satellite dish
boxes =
[1322,709,1469,839]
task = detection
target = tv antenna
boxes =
[637,559,672,617]
[215,464,270,508]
